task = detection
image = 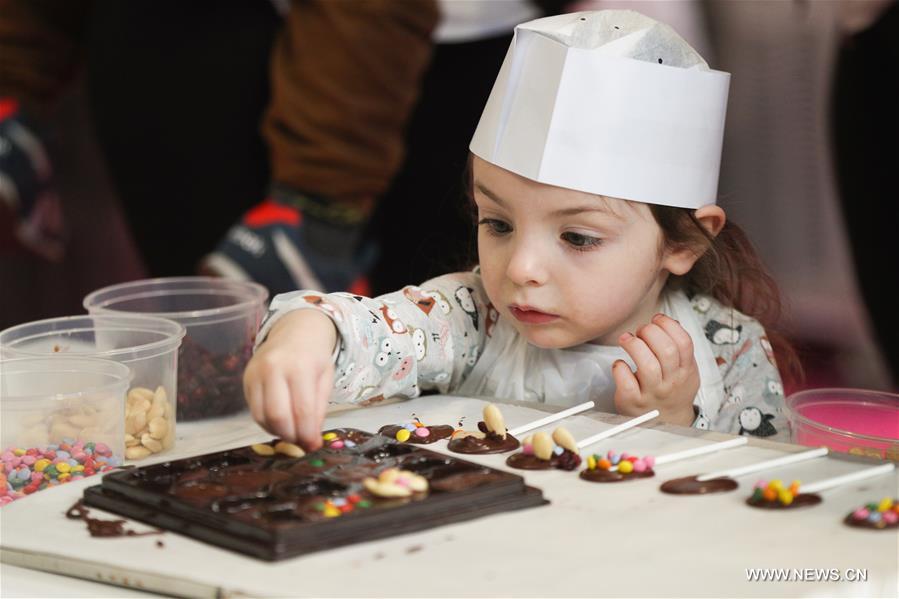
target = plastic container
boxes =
[1,357,130,503]
[0,314,184,460]
[785,388,899,462]
[84,277,268,421]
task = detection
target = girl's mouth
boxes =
[509,305,559,324]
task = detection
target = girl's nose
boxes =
[505,239,548,287]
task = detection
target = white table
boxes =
[2,396,897,597]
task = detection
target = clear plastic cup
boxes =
[83,277,268,421]
[1,357,130,502]
[0,314,184,460]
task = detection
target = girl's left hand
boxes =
[612,313,699,426]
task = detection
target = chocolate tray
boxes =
[82,429,546,560]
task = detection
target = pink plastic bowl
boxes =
[785,388,899,461]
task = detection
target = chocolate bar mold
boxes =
[83,428,546,560]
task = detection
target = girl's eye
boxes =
[478,218,512,235]
[561,231,602,251]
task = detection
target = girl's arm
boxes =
[247,272,489,446]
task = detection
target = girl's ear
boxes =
[662,204,727,276]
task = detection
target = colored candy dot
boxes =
[878,497,893,512]
[403,423,417,432]
[414,421,425,428]
[414,427,430,438]
[310,459,325,467]
[868,512,882,523]
[323,507,340,518]
[357,500,372,508]
[330,441,345,449]
[777,489,793,506]
[618,460,634,475]
[597,458,611,471]
[763,488,777,502]
[754,479,767,490]
[56,462,71,473]
[789,481,801,495]
[853,508,870,520]
[769,479,783,492]
[522,444,534,455]
[347,494,361,504]
[610,454,621,466]
[322,432,338,442]
[632,459,647,473]
[339,504,353,513]
[333,498,348,507]
[395,429,411,442]
[13,449,25,457]
[345,440,356,448]
[883,511,898,524]
[586,455,597,470]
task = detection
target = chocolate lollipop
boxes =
[378,418,454,444]
[580,437,748,484]
[661,447,828,496]
[447,404,520,454]
[746,462,895,511]
[505,428,582,471]
[844,497,899,530]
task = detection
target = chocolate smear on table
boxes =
[66,499,162,538]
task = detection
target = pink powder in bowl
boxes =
[786,389,899,460]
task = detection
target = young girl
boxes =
[244,10,795,449]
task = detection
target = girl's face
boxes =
[473,157,681,348]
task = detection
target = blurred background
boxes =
[1,0,895,393]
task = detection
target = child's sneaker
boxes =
[200,189,375,296]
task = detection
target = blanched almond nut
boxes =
[483,404,507,439]
[127,387,154,406]
[148,417,168,440]
[140,433,163,453]
[125,446,152,460]
[451,430,486,440]
[533,431,554,461]
[67,413,95,428]
[363,478,411,498]
[552,427,578,454]
[125,433,139,447]
[274,441,305,458]
[161,425,175,450]
[251,443,275,456]
[126,411,147,436]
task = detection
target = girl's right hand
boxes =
[243,309,338,450]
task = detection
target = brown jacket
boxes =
[0,0,439,211]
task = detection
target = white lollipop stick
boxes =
[611,437,747,472]
[696,447,828,482]
[800,462,895,495]
[576,410,660,450]
[507,401,595,437]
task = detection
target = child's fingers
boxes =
[262,377,297,442]
[612,359,644,414]
[635,322,680,379]
[619,332,662,390]
[289,372,324,450]
[651,314,694,369]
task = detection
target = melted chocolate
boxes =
[378,424,454,444]
[82,428,546,560]
[843,514,899,530]
[745,493,822,510]
[579,468,655,483]
[660,475,739,495]
[506,450,582,472]
[66,500,162,538]
[446,422,520,454]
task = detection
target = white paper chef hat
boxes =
[469,10,730,209]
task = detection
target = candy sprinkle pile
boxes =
[849,497,899,527]
[321,432,357,450]
[750,479,801,506]
[393,420,432,442]
[585,450,655,474]
[314,494,373,518]
[1,441,120,506]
